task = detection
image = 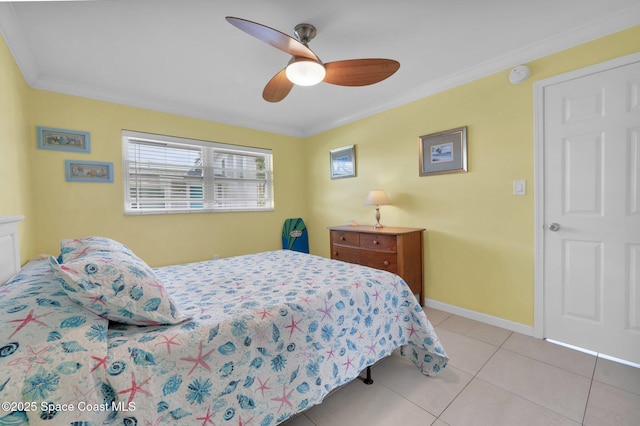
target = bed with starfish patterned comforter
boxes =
[0,245,447,425]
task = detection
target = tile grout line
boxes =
[580,357,599,425]
[591,354,640,397]
[431,330,513,424]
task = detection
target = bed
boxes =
[0,221,447,425]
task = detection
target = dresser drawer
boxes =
[331,245,361,264]
[331,230,360,247]
[361,251,398,273]
[360,233,397,251]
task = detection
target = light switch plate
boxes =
[513,180,526,196]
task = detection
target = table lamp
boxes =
[364,190,391,229]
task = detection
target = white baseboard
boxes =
[424,298,535,337]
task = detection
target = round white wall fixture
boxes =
[509,65,530,84]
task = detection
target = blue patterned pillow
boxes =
[58,236,136,263]
[49,251,187,325]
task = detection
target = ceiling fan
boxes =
[225,17,400,102]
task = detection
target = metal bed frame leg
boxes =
[363,366,373,385]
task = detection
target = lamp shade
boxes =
[364,190,390,206]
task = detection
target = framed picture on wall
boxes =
[330,145,356,179]
[65,160,113,183]
[37,126,90,153]
[419,126,467,176]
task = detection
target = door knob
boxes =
[548,223,560,232]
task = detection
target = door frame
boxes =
[533,51,640,339]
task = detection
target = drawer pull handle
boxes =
[373,240,379,245]
[383,260,389,266]
[334,252,339,256]
[340,236,346,241]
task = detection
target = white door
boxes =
[542,57,640,364]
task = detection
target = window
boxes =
[123,131,273,214]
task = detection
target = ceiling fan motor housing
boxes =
[294,23,317,45]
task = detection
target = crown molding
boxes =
[31,75,306,138]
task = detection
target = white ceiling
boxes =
[1,0,639,137]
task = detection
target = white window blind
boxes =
[123,131,273,214]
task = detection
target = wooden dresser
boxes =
[328,225,425,305]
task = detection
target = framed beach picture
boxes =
[330,145,356,179]
[37,126,90,153]
[65,160,114,183]
[419,126,467,176]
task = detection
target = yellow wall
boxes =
[0,34,34,263]
[304,26,640,326]
[27,91,307,266]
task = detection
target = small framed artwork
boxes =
[419,126,468,176]
[65,160,113,183]
[330,145,356,179]
[37,126,90,153]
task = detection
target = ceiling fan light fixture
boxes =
[226,17,399,102]
[285,58,326,86]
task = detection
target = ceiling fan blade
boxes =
[263,68,294,102]
[323,59,400,86]
[226,16,318,61]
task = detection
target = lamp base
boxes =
[373,206,383,229]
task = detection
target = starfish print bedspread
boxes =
[0,250,447,425]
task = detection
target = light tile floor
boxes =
[282,308,640,426]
